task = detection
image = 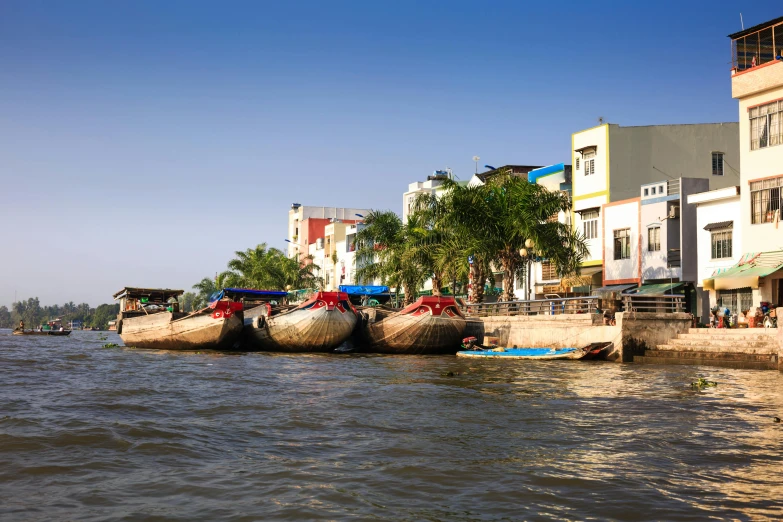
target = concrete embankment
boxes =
[465,312,692,362]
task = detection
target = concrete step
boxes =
[656,344,777,354]
[678,333,780,342]
[634,356,777,370]
[667,338,778,349]
[687,328,777,336]
[644,350,777,362]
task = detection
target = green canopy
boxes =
[703,250,783,290]
[631,282,686,296]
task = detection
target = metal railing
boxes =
[461,296,599,317]
[622,294,685,313]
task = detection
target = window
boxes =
[750,100,783,150]
[651,186,656,195]
[711,229,732,259]
[712,152,724,176]
[541,261,557,280]
[750,176,783,224]
[717,288,753,313]
[648,227,660,251]
[613,228,631,260]
[575,157,580,171]
[583,151,595,176]
[582,210,599,239]
[643,188,649,196]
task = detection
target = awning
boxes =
[575,206,600,215]
[703,250,783,290]
[628,282,686,296]
[575,145,597,155]
[592,284,638,299]
[704,220,733,231]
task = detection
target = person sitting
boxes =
[18,320,25,332]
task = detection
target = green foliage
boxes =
[222,243,322,291]
[354,210,432,305]
[178,292,197,312]
[5,298,118,330]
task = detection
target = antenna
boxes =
[740,13,744,30]
[598,116,604,124]
[472,156,480,174]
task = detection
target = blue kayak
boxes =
[457,347,589,360]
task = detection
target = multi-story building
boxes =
[287,204,370,259]
[467,164,542,188]
[704,18,783,309]
[402,170,453,221]
[572,122,740,289]
[688,186,742,318]
[598,178,710,313]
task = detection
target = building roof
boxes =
[113,287,184,300]
[728,15,783,40]
[476,165,542,182]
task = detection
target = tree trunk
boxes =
[468,263,486,304]
[431,271,443,297]
[403,281,416,305]
[501,257,516,302]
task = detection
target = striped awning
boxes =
[703,250,783,290]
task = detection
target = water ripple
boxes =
[1,329,782,520]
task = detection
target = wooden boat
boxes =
[114,287,243,350]
[12,329,71,336]
[360,296,466,354]
[243,291,358,352]
[457,346,591,360]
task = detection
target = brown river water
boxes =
[1,329,783,521]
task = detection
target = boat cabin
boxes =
[113,287,185,319]
[213,288,288,308]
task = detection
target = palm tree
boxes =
[223,243,321,291]
[192,272,230,309]
[443,173,588,302]
[354,210,431,305]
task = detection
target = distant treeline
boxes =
[0,299,120,330]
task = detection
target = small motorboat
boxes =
[12,329,71,336]
[457,337,591,360]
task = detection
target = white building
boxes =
[706,18,783,309]
[402,170,452,221]
[688,186,742,318]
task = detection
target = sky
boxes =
[0,1,779,307]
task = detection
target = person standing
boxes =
[18,320,24,332]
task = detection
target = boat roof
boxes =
[215,288,289,300]
[113,287,184,300]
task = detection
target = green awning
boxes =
[703,250,783,290]
[630,282,686,296]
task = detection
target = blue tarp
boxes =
[210,288,288,302]
[338,285,390,295]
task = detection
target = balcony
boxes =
[730,18,783,98]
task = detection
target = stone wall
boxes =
[466,312,693,363]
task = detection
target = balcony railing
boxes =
[622,294,685,314]
[732,22,783,72]
[461,296,598,317]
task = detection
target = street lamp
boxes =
[473,156,480,174]
[519,239,536,301]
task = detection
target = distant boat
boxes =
[243,290,359,352]
[114,287,243,350]
[359,296,466,354]
[12,329,71,336]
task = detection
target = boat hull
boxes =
[12,330,72,336]
[457,347,590,360]
[361,297,467,355]
[118,311,243,350]
[243,299,358,353]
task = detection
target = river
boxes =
[1,329,782,521]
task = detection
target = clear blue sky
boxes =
[0,1,777,307]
